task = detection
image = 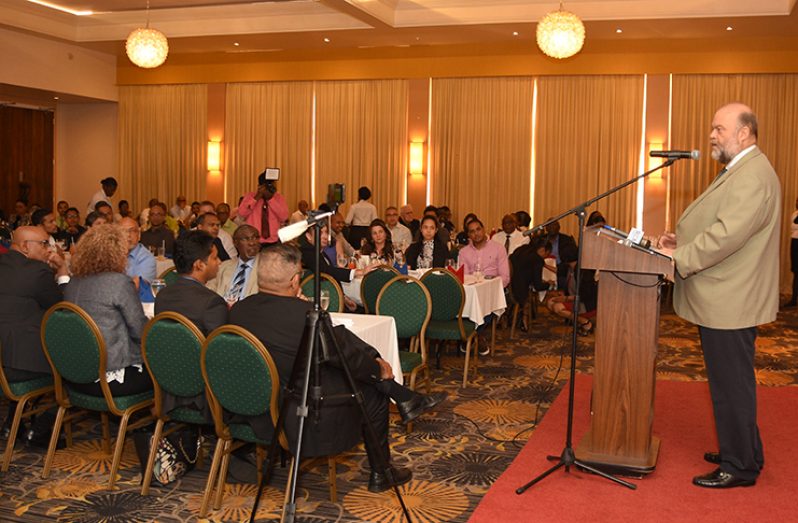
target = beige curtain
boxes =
[671,74,798,294]
[314,80,408,217]
[535,76,644,237]
[430,77,534,231]
[224,82,313,211]
[118,85,207,213]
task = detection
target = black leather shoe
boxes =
[25,428,66,450]
[692,468,756,489]
[368,466,412,493]
[396,392,448,424]
[704,452,722,464]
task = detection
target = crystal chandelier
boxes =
[125,1,169,68]
[536,4,585,59]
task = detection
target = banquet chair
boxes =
[40,302,154,489]
[0,344,55,472]
[510,290,538,340]
[159,266,179,285]
[300,273,344,312]
[376,276,432,430]
[419,269,479,387]
[140,312,208,496]
[200,326,338,516]
[360,264,400,314]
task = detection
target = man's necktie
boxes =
[505,234,511,253]
[261,201,270,241]
[229,263,248,300]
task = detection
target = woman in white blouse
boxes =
[345,186,378,248]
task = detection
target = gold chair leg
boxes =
[214,439,232,510]
[100,412,111,453]
[200,438,226,518]
[1,397,29,472]
[510,303,519,340]
[108,411,133,489]
[490,320,497,356]
[328,456,337,502]
[41,405,67,479]
[65,418,73,448]
[140,418,164,496]
[462,337,473,388]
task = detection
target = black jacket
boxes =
[405,239,448,269]
[299,235,352,283]
[154,276,228,336]
[509,244,550,304]
[0,250,63,374]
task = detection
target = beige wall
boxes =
[54,102,118,216]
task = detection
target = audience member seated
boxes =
[299,223,370,286]
[85,211,108,228]
[95,201,114,224]
[405,215,448,269]
[346,186,378,248]
[55,207,86,250]
[207,225,261,303]
[360,219,395,264]
[120,217,157,284]
[384,206,412,251]
[115,200,132,223]
[545,219,577,292]
[140,202,176,257]
[515,210,532,232]
[31,208,59,248]
[587,210,607,228]
[229,245,446,492]
[196,202,236,259]
[64,224,152,396]
[491,213,529,256]
[437,206,456,234]
[545,244,597,335]
[509,237,553,307]
[290,199,310,224]
[458,218,510,288]
[399,204,420,239]
[9,200,32,230]
[55,200,69,231]
[328,212,355,264]
[216,202,238,237]
[138,198,159,229]
[155,230,227,335]
[421,205,452,245]
[170,196,191,222]
[455,213,478,246]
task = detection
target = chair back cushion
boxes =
[203,330,275,417]
[300,274,344,312]
[376,276,431,339]
[361,266,399,314]
[42,305,102,384]
[143,314,205,397]
[420,270,464,321]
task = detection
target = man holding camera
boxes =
[237,169,289,248]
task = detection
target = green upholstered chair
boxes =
[300,273,345,313]
[360,264,399,314]
[40,302,154,489]
[159,266,179,285]
[200,326,338,516]
[375,276,432,394]
[0,344,55,472]
[419,269,479,387]
[140,312,208,496]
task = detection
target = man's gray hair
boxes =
[257,244,302,288]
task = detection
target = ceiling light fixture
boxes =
[536,3,585,59]
[125,1,169,69]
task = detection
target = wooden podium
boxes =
[575,227,674,475]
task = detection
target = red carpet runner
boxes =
[470,375,798,522]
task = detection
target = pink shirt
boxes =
[237,191,289,244]
[458,240,510,288]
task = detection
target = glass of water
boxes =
[151,278,166,297]
[474,261,483,282]
[319,289,330,311]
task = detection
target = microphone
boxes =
[649,149,700,160]
[277,210,334,243]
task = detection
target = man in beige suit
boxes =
[660,103,781,489]
[207,224,261,302]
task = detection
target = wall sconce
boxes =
[208,140,222,172]
[409,142,424,175]
[647,141,664,177]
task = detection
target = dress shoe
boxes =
[692,468,756,489]
[368,466,412,493]
[25,428,66,450]
[704,452,722,464]
[396,392,448,425]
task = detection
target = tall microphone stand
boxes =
[249,212,412,523]
[516,158,676,494]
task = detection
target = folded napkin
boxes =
[447,264,465,284]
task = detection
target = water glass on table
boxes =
[474,261,483,283]
[151,278,166,297]
[319,289,330,311]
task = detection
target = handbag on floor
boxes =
[134,426,201,486]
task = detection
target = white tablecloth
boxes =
[462,275,507,326]
[330,312,402,385]
[156,258,174,278]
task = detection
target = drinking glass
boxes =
[445,258,454,268]
[337,253,348,268]
[151,278,166,297]
[474,261,483,282]
[156,246,166,259]
[319,289,330,311]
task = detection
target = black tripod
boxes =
[249,214,412,523]
[516,158,677,494]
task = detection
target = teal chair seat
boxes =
[169,407,208,425]
[425,318,477,340]
[399,351,423,374]
[66,387,153,412]
[229,423,270,446]
[5,376,53,397]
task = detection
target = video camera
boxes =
[257,167,280,192]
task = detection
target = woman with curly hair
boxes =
[64,224,151,395]
[360,219,394,264]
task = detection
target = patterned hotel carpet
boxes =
[1,299,797,523]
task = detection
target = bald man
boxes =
[120,217,157,283]
[0,227,69,382]
[659,103,781,489]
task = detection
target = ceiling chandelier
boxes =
[125,1,169,68]
[536,3,585,59]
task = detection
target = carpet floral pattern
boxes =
[2,302,797,522]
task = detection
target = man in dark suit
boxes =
[298,224,370,284]
[0,226,69,442]
[509,237,552,307]
[545,219,577,292]
[155,230,227,335]
[230,244,445,493]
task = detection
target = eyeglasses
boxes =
[24,239,50,247]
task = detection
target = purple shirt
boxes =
[458,240,510,288]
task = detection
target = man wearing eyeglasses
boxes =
[207,224,262,302]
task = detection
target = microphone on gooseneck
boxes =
[649,150,701,160]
